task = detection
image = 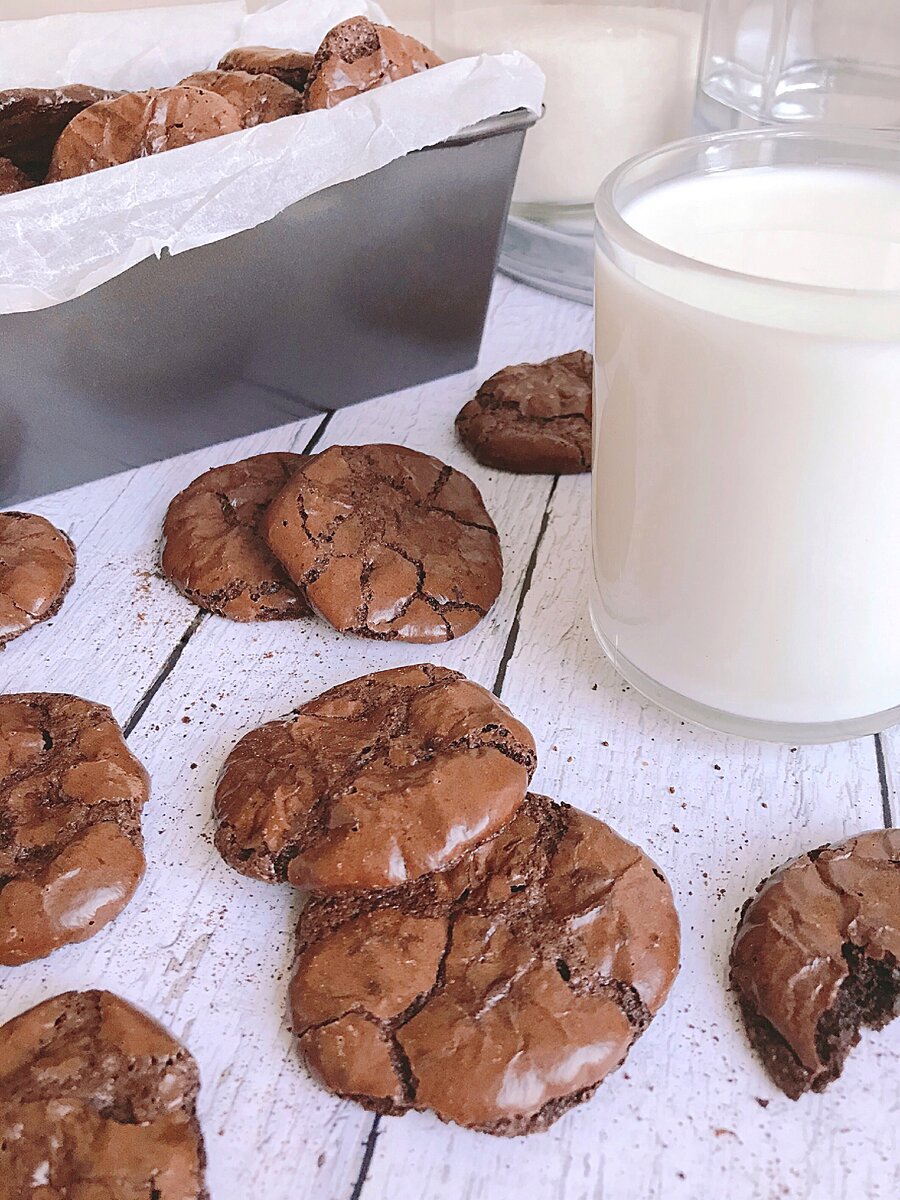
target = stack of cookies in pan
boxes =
[0,17,442,196]
[213,662,681,1134]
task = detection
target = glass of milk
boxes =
[433,2,705,217]
[592,129,900,743]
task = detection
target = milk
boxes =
[436,5,703,208]
[593,166,900,732]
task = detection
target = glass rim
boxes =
[594,127,900,302]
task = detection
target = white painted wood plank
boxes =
[363,473,898,1200]
[0,417,324,725]
[0,277,593,1200]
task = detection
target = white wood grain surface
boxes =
[1,276,896,1200]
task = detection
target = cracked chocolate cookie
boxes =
[180,70,303,127]
[291,793,680,1134]
[215,664,535,891]
[0,989,209,1199]
[0,511,76,649]
[0,85,120,181]
[0,693,149,966]
[47,86,243,182]
[161,453,310,622]
[457,351,593,474]
[0,157,33,195]
[263,444,503,643]
[218,45,315,93]
[303,17,443,111]
[731,829,900,1099]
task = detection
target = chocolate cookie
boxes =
[731,830,900,1099]
[263,444,502,643]
[291,793,680,1134]
[46,86,243,182]
[215,664,535,891]
[0,84,120,180]
[457,351,594,474]
[0,511,76,649]
[218,45,315,93]
[303,18,443,111]
[180,70,303,127]
[0,693,149,966]
[0,989,208,1199]
[161,453,310,622]
[0,157,33,196]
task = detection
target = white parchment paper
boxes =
[0,0,544,313]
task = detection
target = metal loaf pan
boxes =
[0,107,537,504]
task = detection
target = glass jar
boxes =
[701,0,900,130]
[434,1,706,217]
[592,129,900,743]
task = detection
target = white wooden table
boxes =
[1,275,897,1200]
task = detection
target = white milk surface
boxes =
[437,4,702,207]
[593,166,900,727]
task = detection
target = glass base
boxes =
[590,603,900,745]
[498,212,593,305]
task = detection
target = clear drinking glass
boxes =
[434,2,706,236]
[701,0,900,128]
[592,129,900,743]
